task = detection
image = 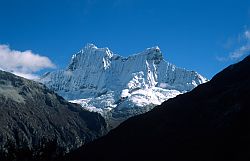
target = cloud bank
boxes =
[0,44,55,80]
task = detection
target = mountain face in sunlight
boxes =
[40,44,207,128]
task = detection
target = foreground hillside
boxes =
[67,55,250,161]
[0,70,107,161]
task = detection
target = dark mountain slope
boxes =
[68,55,250,161]
[0,70,107,161]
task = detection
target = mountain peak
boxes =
[146,46,160,51]
[84,43,98,50]
[81,43,111,56]
[68,44,113,71]
[41,44,206,99]
[68,44,165,72]
[40,44,207,127]
[131,46,163,63]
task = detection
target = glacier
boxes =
[40,44,207,127]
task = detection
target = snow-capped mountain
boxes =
[40,44,207,126]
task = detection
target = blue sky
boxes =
[0,0,250,79]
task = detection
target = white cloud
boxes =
[217,29,250,61]
[0,44,55,80]
[244,30,250,40]
[229,45,250,60]
[215,56,227,62]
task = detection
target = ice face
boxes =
[40,44,208,116]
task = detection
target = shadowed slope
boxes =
[0,71,107,161]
